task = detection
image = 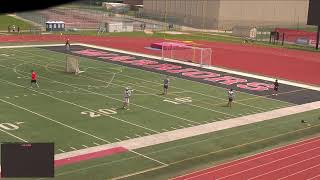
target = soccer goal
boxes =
[65,55,81,74]
[161,42,212,66]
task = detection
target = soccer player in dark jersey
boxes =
[30,70,39,88]
[273,79,279,96]
[163,76,169,95]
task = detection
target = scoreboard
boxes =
[1,143,54,178]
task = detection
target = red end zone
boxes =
[171,137,320,180]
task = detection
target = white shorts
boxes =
[124,98,129,104]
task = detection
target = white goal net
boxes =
[161,42,212,66]
[65,55,80,74]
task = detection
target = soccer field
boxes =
[0,44,318,179]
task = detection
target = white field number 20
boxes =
[163,97,192,104]
[81,108,117,118]
[0,123,20,131]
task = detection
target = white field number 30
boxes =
[81,108,117,118]
[163,97,192,104]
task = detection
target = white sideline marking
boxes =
[125,136,131,139]
[93,142,100,146]
[110,165,168,180]
[0,44,65,49]
[130,150,168,166]
[78,43,320,91]
[0,124,28,142]
[70,147,77,150]
[58,149,65,153]
[82,145,89,148]
[115,138,122,141]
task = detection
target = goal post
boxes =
[65,55,80,74]
[161,42,212,66]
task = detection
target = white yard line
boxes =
[0,44,65,49]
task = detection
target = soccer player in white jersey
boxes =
[123,87,133,110]
[227,89,235,108]
[163,76,170,95]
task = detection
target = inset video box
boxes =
[1,142,54,178]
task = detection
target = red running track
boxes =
[172,136,320,180]
[0,35,319,85]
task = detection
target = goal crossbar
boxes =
[161,42,212,66]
